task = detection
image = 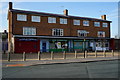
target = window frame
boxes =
[52,29,63,36]
[73,20,80,25]
[83,20,89,26]
[98,31,105,37]
[94,22,100,27]
[48,17,56,23]
[17,14,27,21]
[23,27,36,35]
[60,18,67,24]
[31,15,40,22]
[77,30,89,37]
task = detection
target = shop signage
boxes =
[50,39,67,41]
[19,39,38,41]
[74,40,89,42]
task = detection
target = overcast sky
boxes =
[0,1,119,38]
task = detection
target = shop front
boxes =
[73,39,90,51]
[14,38,40,53]
[95,40,109,51]
[49,39,69,52]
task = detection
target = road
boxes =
[2,60,119,78]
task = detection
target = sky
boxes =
[0,1,119,38]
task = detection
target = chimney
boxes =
[9,2,12,10]
[4,30,7,34]
[63,9,68,16]
[101,15,106,20]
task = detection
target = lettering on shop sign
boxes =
[19,39,38,41]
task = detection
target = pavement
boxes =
[2,55,119,67]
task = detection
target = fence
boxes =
[2,50,119,62]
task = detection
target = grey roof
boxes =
[10,9,112,22]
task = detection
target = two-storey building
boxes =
[8,2,112,53]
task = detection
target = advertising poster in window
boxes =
[49,40,68,49]
[74,42,83,49]
[55,42,61,49]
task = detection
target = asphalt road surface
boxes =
[2,60,119,78]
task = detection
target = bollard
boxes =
[7,52,10,61]
[112,50,114,57]
[38,51,41,60]
[103,50,106,57]
[23,52,26,61]
[63,51,66,59]
[84,50,87,58]
[51,51,54,60]
[75,50,77,58]
[95,50,97,57]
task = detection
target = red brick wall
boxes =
[10,12,111,37]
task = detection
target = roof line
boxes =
[9,9,112,22]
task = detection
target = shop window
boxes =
[49,40,68,49]
[73,20,80,25]
[94,22,100,27]
[17,14,27,21]
[96,42,109,47]
[98,31,105,37]
[60,18,67,24]
[78,30,89,37]
[83,20,89,26]
[52,29,63,36]
[23,27,36,35]
[96,42,102,47]
[31,16,40,22]
[48,17,56,23]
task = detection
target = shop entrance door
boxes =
[42,42,46,52]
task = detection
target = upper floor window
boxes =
[52,29,63,36]
[78,30,89,37]
[102,23,108,27]
[23,27,36,35]
[83,20,89,26]
[60,18,67,24]
[32,16,40,22]
[94,22,100,27]
[73,20,80,25]
[48,17,56,23]
[98,31,105,37]
[17,14,27,21]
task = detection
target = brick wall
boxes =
[10,12,111,37]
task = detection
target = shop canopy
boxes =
[13,35,111,40]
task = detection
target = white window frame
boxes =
[48,17,56,23]
[83,20,89,26]
[102,23,108,27]
[94,22,100,27]
[77,30,89,37]
[60,18,67,24]
[31,16,40,22]
[23,27,36,35]
[52,29,63,36]
[73,20,80,25]
[98,31,105,37]
[17,14,27,21]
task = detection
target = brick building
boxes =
[8,2,113,53]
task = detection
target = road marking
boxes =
[6,64,25,67]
